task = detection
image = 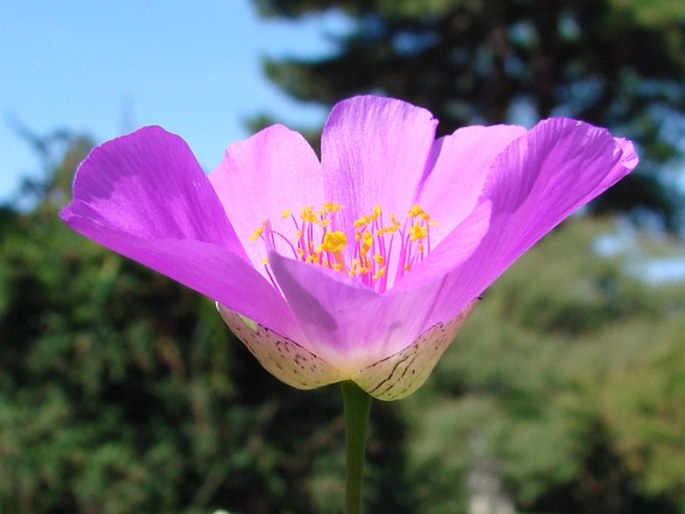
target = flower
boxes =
[60,95,638,400]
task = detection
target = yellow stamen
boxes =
[301,206,317,223]
[249,221,266,241]
[408,203,430,220]
[322,201,343,213]
[319,231,347,253]
[353,216,369,228]
[409,222,428,241]
[249,201,435,293]
[360,231,373,254]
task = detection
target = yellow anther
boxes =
[360,231,374,253]
[301,206,317,223]
[409,222,428,241]
[322,201,343,213]
[378,221,399,235]
[248,221,266,241]
[319,231,347,253]
[408,203,430,220]
[353,216,369,228]
[249,201,434,291]
[372,267,387,281]
[349,258,368,277]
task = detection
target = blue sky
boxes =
[0,1,349,202]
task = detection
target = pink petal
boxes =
[63,126,243,251]
[60,126,301,338]
[320,96,438,249]
[420,118,639,326]
[393,199,493,292]
[416,124,527,243]
[268,250,445,372]
[209,124,325,269]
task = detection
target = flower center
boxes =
[250,202,435,293]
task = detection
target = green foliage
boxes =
[403,220,685,513]
[254,0,685,229]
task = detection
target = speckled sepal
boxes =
[218,305,347,389]
[352,300,478,401]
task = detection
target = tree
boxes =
[254,0,685,229]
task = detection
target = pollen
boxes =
[409,222,428,241]
[301,206,317,223]
[408,203,430,220]
[249,202,434,293]
[319,231,347,253]
[322,201,343,213]
[249,221,267,241]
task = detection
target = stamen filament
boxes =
[249,202,433,293]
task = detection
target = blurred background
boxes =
[1,1,684,513]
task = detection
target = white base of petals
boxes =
[217,306,348,389]
[351,300,477,400]
[218,299,478,400]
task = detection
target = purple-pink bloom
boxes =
[61,96,638,400]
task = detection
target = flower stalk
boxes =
[341,381,372,514]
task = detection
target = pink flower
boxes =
[61,96,637,400]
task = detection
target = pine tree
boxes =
[254,0,685,229]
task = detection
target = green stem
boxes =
[340,381,372,514]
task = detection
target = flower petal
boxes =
[320,96,438,246]
[392,199,492,293]
[268,250,445,372]
[417,124,526,243]
[209,125,325,269]
[60,126,301,337]
[353,299,478,401]
[218,306,347,389]
[416,118,638,326]
[62,126,243,251]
